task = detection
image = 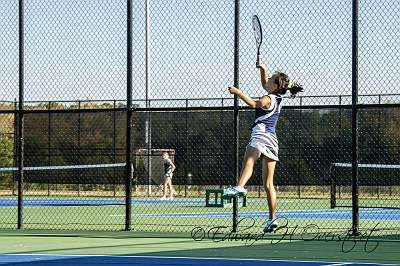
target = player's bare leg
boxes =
[262,157,278,232]
[225,146,260,196]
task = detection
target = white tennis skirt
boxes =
[164,172,173,179]
[248,132,279,161]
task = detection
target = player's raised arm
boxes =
[258,63,269,90]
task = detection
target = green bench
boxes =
[205,188,247,208]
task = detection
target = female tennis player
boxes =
[225,63,303,232]
[161,151,176,200]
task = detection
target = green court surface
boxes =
[0,196,399,264]
[0,230,399,265]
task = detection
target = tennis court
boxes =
[2,0,400,265]
[0,228,399,265]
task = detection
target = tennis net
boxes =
[330,163,400,209]
[0,163,127,185]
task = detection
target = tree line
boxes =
[0,103,399,186]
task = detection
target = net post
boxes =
[146,113,152,197]
[232,0,240,233]
[330,163,336,209]
[145,0,152,198]
[298,185,301,199]
[297,97,303,200]
[12,100,17,197]
[47,101,51,196]
[78,101,81,197]
[185,99,189,198]
[113,100,117,197]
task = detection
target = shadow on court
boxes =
[0,230,399,265]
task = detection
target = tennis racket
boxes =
[252,15,263,68]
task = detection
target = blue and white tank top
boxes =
[163,159,172,175]
[251,94,282,136]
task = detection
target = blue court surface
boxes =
[0,197,203,207]
[139,209,400,220]
[0,255,398,266]
[0,197,399,221]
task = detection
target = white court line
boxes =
[0,163,126,172]
[2,254,399,266]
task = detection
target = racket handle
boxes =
[256,55,261,68]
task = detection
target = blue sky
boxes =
[0,0,399,106]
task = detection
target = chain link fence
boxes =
[24,0,127,103]
[0,0,399,238]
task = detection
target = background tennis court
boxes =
[0,195,399,238]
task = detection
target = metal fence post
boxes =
[351,0,360,236]
[232,0,240,233]
[17,0,25,230]
[125,0,133,231]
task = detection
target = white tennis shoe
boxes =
[263,219,278,233]
[224,186,247,196]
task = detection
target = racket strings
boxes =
[252,15,262,48]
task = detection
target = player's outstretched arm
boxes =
[227,86,271,109]
[228,86,257,108]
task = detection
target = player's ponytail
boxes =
[286,82,304,97]
[274,72,304,97]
